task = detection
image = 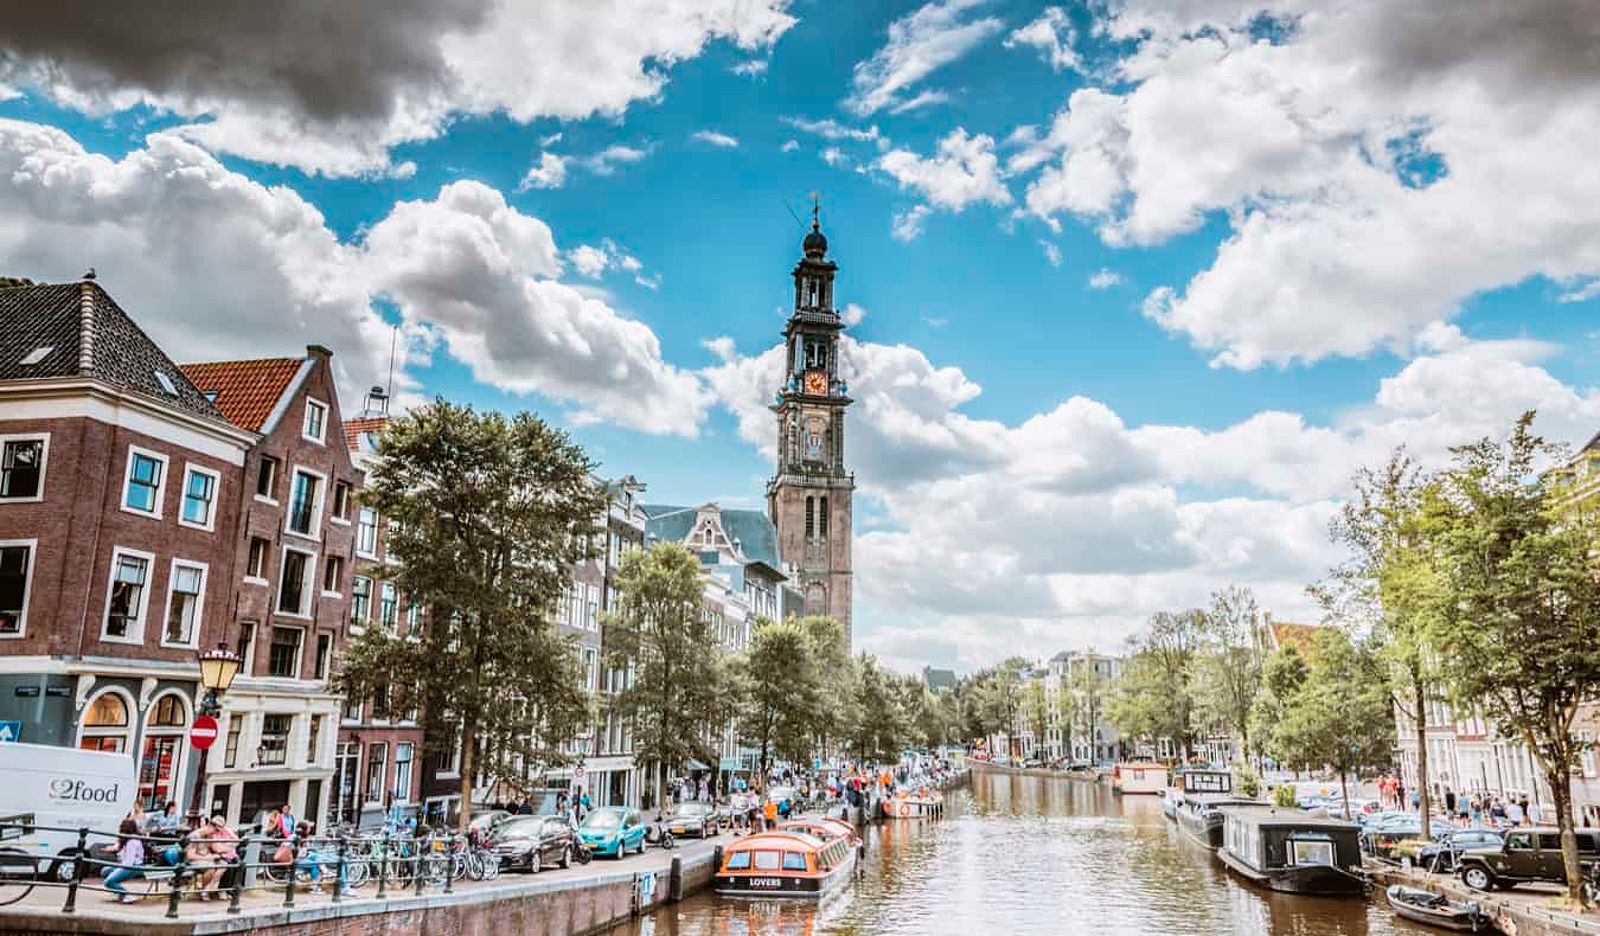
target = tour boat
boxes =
[779,817,860,845]
[1215,805,1366,896]
[713,830,858,898]
[1110,762,1168,796]
[879,789,942,819]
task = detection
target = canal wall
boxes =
[0,849,717,936]
[1368,865,1600,936]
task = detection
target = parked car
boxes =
[468,809,513,841]
[1363,818,1457,859]
[493,816,577,872]
[1406,828,1504,873]
[578,807,647,859]
[1458,827,1600,891]
[665,801,719,838]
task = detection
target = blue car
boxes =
[578,807,646,859]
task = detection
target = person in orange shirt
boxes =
[763,797,779,830]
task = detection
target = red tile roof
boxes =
[178,358,304,432]
[1269,621,1319,654]
[344,416,389,452]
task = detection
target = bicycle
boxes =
[0,850,37,907]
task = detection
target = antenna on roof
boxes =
[810,190,821,229]
[364,324,400,417]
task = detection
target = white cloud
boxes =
[841,303,868,326]
[780,139,800,153]
[566,238,654,288]
[888,89,950,114]
[1088,268,1123,289]
[877,128,1011,237]
[891,205,931,242]
[845,0,1002,117]
[1016,0,1600,369]
[0,118,707,438]
[519,151,569,190]
[732,59,770,77]
[702,321,1600,670]
[782,116,886,147]
[691,129,739,148]
[1040,241,1062,267]
[580,144,651,176]
[1004,6,1080,72]
[0,0,797,176]
[820,147,850,168]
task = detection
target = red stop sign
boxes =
[190,714,219,750]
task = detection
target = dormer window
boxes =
[19,347,51,366]
[153,370,179,397]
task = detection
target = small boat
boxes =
[880,789,942,819]
[1111,762,1168,796]
[713,830,858,898]
[1385,885,1497,932]
[1215,805,1366,896]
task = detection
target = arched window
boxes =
[138,691,191,811]
[79,689,134,752]
[819,497,829,538]
[805,497,814,538]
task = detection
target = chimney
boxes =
[306,344,333,360]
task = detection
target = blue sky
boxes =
[3,0,1598,670]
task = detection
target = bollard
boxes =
[333,836,347,904]
[283,851,298,909]
[167,832,189,920]
[668,855,683,902]
[376,832,390,899]
[442,836,455,895]
[228,848,245,915]
[413,839,426,896]
[61,827,89,914]
[712,844,724,875]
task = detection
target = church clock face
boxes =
[803,369,828,396]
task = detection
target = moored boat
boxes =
[880,789,942,819]
[1172,768,1254,849]
[713,830,858,898]
[1111,762,1167,796]
[1215,805,1365,896]
[1385,885,1497,932]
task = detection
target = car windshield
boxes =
[584,810,624,830]
[497,818,542,839]
[675,803,712,816]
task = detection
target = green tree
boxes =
[335,401,603,831]
[848,654,907,761]
[1249,643,1308,770]
[1109,611,1203,761]
[796,616,854,757]
[1021,678,1051,759]
[1194,587,1268,763]
[1270,628,1393,818]
[1320,449,1443,849]
[604,542,730,806]
[733,618,820,781]
[1420,414,1600,903]
[1065,658,1109,765]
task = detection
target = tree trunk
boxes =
[1414,679,1430,840]
[458,722,477,834]
[1548,764,1582,903]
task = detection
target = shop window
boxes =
[79,691,132,752]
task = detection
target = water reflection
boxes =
[620,771,1429,936]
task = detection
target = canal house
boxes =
[1216,805,1364,896]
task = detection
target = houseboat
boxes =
[713,830,858,898]
[1111,762,1168,796]
[1173,768,1256,849]
[1215,805,1365,896]
[880,788,943,819]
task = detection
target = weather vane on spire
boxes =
[810,190,820,229]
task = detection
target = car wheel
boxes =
[50,853,77,883]
[1461,866,1494,891]
[531,848,541,874]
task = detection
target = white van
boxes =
[0,742,135,880]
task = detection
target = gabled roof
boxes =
[179,358,305,432]
[1268,621,1319,654]
[0,280,225,421]
[643,503,782,571]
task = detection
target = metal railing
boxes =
[0,818,493,920]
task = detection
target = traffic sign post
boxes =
[190,714,219,750]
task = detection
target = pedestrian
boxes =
[517,798,533,816]
[103,818,146,903]
[763,796,778,831]
[1507,797,1524,826]
[278,802,297,839]
[1444,788,1456,818]
[698,778,709,802]
[1519,795,1532,825]
[556,792,569,816]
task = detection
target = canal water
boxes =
[614,769,1432,936]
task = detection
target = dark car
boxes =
[1458,827,1600,891]
[493,816,577,872]
[1362,817,1457,859]
[666,801,720,838]
[1415,828,1503,873]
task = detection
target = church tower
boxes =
[768,210,854,642]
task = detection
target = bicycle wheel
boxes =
[482,849,501,880]
[343,857,371,889]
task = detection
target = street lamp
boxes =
[187,643,242,828]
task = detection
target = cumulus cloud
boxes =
[0,119,707,436]
[1015,0,1600,369]
[845,0,1002,117]
[519,151,569,190]
[781,116,886,147]
[0,0,796,176]
[1040,241,1062,267]
[877,128,1011,238]
[702,321,1600,670]
[1004,6,1080,72]
[691,130,739,148]
[1088,268,1123,289]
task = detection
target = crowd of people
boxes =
[1375,773,1546,828]
[101,800,242,903]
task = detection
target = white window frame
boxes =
[302,397,328,445]
[121,446,169,520]
[329,481,353,526]
[275,545,318,620]
[350,575,372,632]
[254,455,280,506]
[265,625,306,680]
[102,545,156,644]
[284,465,327,541]
[177,463,221,532]
[394,742,414,804]
[0,432,49,504]
[0,538,37,639]
[1290,839,1334,867]
[159,558,208,649]
[244,536,271,586]
[355,506,379,559]
[321,553,344,599]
